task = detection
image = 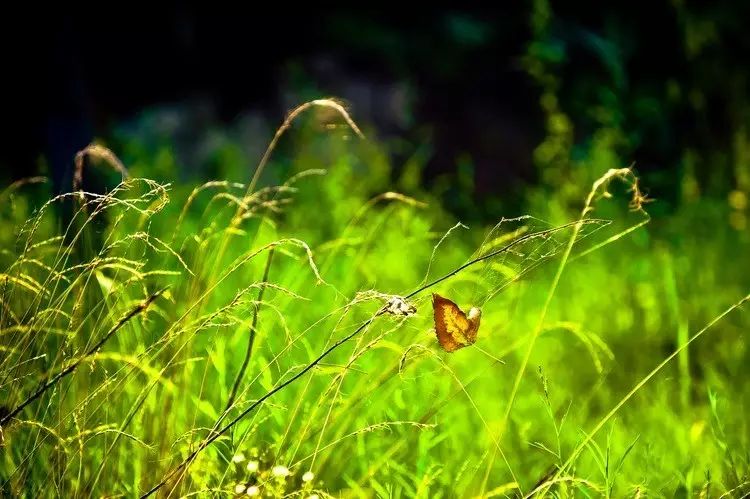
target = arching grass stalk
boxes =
[243,99,363,201]
[204,99,365,306]
[73,143,129,196]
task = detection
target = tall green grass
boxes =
[1,100,749,498]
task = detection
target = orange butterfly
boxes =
[432,293,482,352]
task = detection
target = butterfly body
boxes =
[432,293,481,352]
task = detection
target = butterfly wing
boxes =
[432,293,473,352]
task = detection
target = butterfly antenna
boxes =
[472,344,506,364]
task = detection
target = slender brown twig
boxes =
[225,248,275,411]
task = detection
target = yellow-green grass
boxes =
[1,101,748,498]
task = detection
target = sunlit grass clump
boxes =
[1,100,749,498]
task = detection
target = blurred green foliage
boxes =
[2,3,750,498]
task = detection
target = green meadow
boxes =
[1,98,749,498]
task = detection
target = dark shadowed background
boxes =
[3,3,750,221]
